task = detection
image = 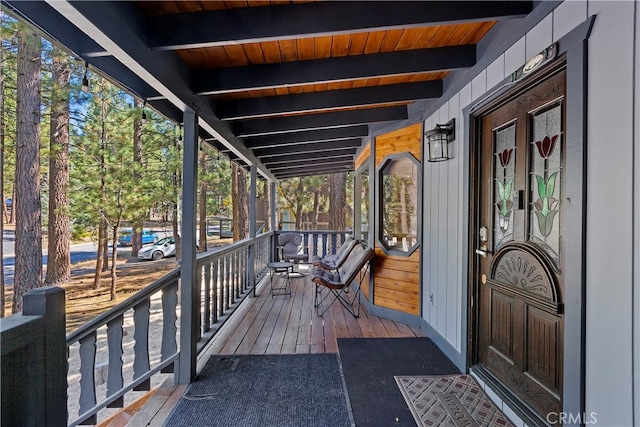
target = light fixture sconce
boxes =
[425,118,455,162]
[81,62,89,93]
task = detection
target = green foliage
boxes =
[68,76,182,235]
[199,145,232,217]
[278,175,329,228]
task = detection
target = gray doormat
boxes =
[337,337,460,427]
[166,353,352,427]
[395,374,514,427]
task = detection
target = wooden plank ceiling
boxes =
[4,0,534,180]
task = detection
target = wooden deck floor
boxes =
[119,273,424,426]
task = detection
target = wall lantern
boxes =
[425,118,455,162]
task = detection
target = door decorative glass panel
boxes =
[493,123,516,251]
[530,104,562,265]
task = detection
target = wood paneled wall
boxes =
[373,123,422,315]
[375,123,421,163]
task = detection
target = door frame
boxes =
[465,16,595,426]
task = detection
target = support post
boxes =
[178,107,199,384]
[0,286,67,426]
[270,181,277,262]
[249,165,257,296]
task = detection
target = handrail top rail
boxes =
[196,232,272,263]
[276,230,352,235]
[66,232,274,344]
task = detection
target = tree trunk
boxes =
[329,173,347,232]
[9,187,15,224]
[110,226,119,300]
[0,41,4,317]
[131,99,144,256]
[93,218,106,289]
[13,27,42,313]
[172,199,180,263]
[45,49,71,286]
[294,178,304,230]
[265,183,272,231]
[311,190,320,229]
[198,149,208,251]
[231,163,247,241]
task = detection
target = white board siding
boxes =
[446,95,461,350]
[419,1,638,424]
[585,2,635,426]
[553,0,588,40]
[526,14,553,59]
[486,55,505,92]
[505,37,526,78]
[471,69,487,102]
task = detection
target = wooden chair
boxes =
[311,243,374,318]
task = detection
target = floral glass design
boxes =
[530,105,562,264]
[493,124,516,250]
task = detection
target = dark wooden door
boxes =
[475,66,565,418]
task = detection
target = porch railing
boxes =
[64,231,273,426]
[1,229,351,426]
[275,230,352,263]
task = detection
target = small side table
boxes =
[267,261,293,297]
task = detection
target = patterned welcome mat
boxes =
[395,374,515,427]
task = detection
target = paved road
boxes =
[3,229,171,285]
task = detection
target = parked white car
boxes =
[138,237,176,260]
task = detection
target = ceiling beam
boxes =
[274,165,353,179]
[254,139,362,158]
[243,126,368,149]
[260,151,356,166]
[217,81,442,121]
[145,1,532,50]
[235,106,407,138]
[193,46,476,95]
[268,159,353,172]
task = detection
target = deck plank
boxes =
[281,277,308,353]
[138,274,429,426]
[265,278,300,354]
[235,286,280,354]
[380,317,405,337]
[250,291,287,354]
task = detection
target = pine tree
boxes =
[198,145,208,251]
[329,173,347,231]
[12,24,42,312]
[131,98,144,257]
[231,162,247,241]
[44,48,71,285]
